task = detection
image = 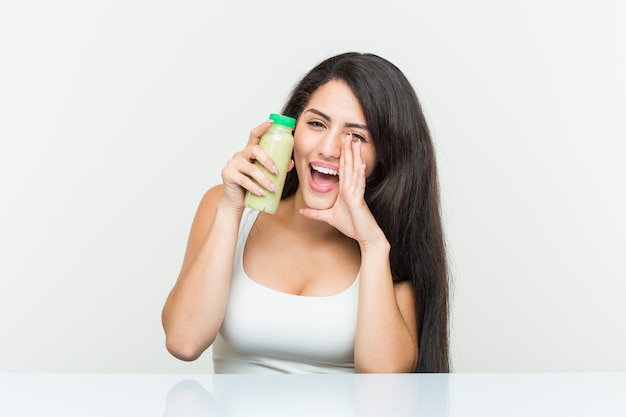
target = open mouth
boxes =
[310,164,339,188]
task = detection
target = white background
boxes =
[1,0,624,373]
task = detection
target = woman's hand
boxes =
[300,136,385,247]
[219,121,280,210]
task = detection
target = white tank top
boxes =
[212,208,359,373]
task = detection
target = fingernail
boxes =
[272,165,279,175]
[258,188,266,196]
[270,183,278,193]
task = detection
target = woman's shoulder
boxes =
[195,184,223,213]
[188,185,224,229]
[201,184,224,203]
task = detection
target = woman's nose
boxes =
[318,131,352,159]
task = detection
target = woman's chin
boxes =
[302,194,337,211]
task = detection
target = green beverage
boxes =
[244,113,296,214]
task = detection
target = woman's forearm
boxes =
[354,237,418,373]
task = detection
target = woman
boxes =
[162,52,449,373]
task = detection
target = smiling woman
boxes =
[162,52,449,373]
[295,80,377,200]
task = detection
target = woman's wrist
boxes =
[358,230,391,255]
[217,195,245,216]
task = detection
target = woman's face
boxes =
[293,79,377,210]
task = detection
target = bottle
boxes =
[244,113,296,214]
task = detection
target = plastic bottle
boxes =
[244,113,296,214]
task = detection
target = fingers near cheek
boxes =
[342,138,353,173]
[248,121,273,145]
[352,140,363,172]
[352,142,367,192]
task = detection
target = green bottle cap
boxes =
[269,113,296,129]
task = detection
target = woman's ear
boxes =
[287,159,295,172]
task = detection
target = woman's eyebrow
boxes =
[345,122,368,130]
[304,108,368,130]
[304,108,331,121]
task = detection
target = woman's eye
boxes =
[308,120,325,129]
[350,132,367,142]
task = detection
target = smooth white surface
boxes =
[1,1,626,374]
[1,373,625,417]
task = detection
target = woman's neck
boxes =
[276,193,345,242]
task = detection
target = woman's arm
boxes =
[162,121,277,361]
[300,137,418,372]
[354,236,418,373]
[161,185,242,361]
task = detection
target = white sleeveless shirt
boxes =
[212,208,359,373]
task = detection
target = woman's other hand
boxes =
[301,135,385,247]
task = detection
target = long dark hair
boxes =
[280,52,449,373]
